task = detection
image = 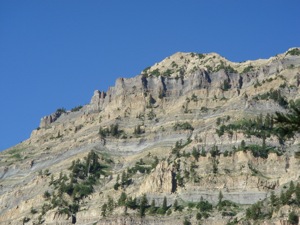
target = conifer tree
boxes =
[270,191,277,206]
[218,190,224,208]
[288,211,299,225]
[101,203,107,217]
[172,199,178,211]
[295,183,300,205]
[118,192,127,206]
[280,190,287,205]
[162,196,168,213]
[139,194,148,217]
[149,199,156,214]
[274,103,300,140]
[107,196,115,213]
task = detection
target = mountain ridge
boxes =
[1,48,300,225]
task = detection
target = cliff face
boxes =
[1,48,300,225]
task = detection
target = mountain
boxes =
[1,48,300,225]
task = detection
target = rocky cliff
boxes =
[1,48,300,225]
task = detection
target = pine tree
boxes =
[288,211,299,225]
[295,183,300,205]
[125,196,138,209]
[241,140,246,150]
[50,174,54,185]
[114,174,120,190]
[280,190,287,205]
[101,203,107,217]
[162,196,168,213]
[246,201,261,220]
[196,212,202,220]
[289,181,295,192]
[149,199,156,214]
[173,199,178,211]
[118,192,127,206]
[200,147,207,157]
[270,191,277,206]
[286,181,295,203]
[107,196,115,213]
[139,194,148,217]
[183,217,191,225]
[192,147,200,161]
[218,190,224,208]
[274,103,300,141]
[121,171,127,186]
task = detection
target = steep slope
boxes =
[0,48,300,225]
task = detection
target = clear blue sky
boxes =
[0,1,299,151]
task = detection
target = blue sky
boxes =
[0,1,299,151]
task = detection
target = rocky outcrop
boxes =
[89,90,106,112]
[40,112,61,128]
[139,161,174,194]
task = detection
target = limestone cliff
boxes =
[1,48,300,225]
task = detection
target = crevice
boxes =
[171,171,177,193]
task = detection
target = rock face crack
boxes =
[171,171,177,193]
[160,76,167,98]
[238,75,243,89]
[141,75,148,89]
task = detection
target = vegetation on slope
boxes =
[35,151,113,224]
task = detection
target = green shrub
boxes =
[196,198,213,212]
[223,150,229,157]
[166,209,172,215]
[43,191,51,199]
[183,217,191,225]
[139,194,148,217]
[171,61,178,68]
[173,122,194,131]
[222,211,237,216]
[156,197,168,215]
[245,201,265,220]
[197,53,205,59]
[56,108,66,114]
[288,211,299,224]
[11,153,21,159]
[192,147,200,161]
[101,203,107,217]
[148,199,157,214]
[147,110,156,120]
[30,207,38,214]
[200,147,207,157]
[214,61,237,73]
[125,197,138,209]
[210,145,220,157]
[23,217,30,223]
[196,212,202,220]
[172,139,192,157]
[254,89,288,108]
[142,66,151,74]
[99,124,123,138]
[150,69,160,77]
[286,48,300,56]
[243,65,254,73]
[44,151,112,217]
[226,218,238,225]
[71,105,82,112]
[163,69,173,77]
